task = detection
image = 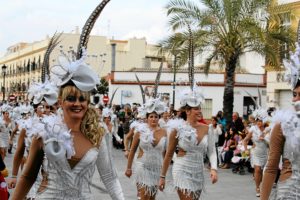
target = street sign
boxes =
[103,95,109,104]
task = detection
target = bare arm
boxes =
[11,136,44,200]
[261,123,284,200]
[10,123,18,143]
[243,131,252,152]
[124,128,134,152]
[125,132,140,173]
[11,129,26,176]
[159,130,178,191]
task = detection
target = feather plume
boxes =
[76,0,110,59]
[153,61,163,98]
[188,25,194,90]
[109,87,119,107]
[42,32,62,82]
[135,74,145,104]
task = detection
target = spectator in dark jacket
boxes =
[230,112,244,133]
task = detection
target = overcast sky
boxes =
[0,0,173,56]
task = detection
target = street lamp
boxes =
[2,64,7,101]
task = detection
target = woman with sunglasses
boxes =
[261,45,300,200]
[125,98,167,200]
[11,49,124,200]
[159,87,218,200]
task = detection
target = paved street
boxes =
[6,148,258,200]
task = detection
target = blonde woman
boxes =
[11,49,124,199]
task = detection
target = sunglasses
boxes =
[43,105,50,109]
[65,95,87,103]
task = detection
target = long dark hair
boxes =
[212,116,218,128]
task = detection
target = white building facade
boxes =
[109,70,267,119]
[266,70,293,110]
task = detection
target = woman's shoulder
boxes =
[199,123,210,134]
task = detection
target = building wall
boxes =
[0,33,167,101]
[110,71,266,119]
[266,0,300,109]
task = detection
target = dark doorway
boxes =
[243,96,257,120]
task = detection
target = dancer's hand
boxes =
[124,150,129,158]
[210,169,218,184]
[7,177,17,189]
[158,177,165,191]
[125,168,132,178]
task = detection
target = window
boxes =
[202,99,212,119]
[142,58,151,68]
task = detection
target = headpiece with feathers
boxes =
[28,33,60,105]
[27,79,58,106]
[244,88,268,122]
[144,98,167,115]
[178,25,205,107]
[1,104,12,113]
[50,0,110,91]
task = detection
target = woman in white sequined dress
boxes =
[261,44,300,200]
[125,98,167,200]
[11,48,124,200]
[159,86,218,200]
[243,110,269,197]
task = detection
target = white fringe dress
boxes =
[272,110,300,199]
[134,123,166,196]
[249,125,269,168]
[31,114,125,200]
[168,119,217,198]
[0,119,15,148]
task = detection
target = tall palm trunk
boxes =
[223,56,238,125]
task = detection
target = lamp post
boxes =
[2,64,7,102]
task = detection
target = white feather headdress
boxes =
[144,98,167,115]
[252,107,269,123]
[28,78,58,106]
[102,107,114,118]
[178,84,205,107]
[1,104,12,113]
[137,105,147,119]
[283,43,300,89]
[50,48,99,91]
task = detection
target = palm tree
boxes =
[164,0,294,123]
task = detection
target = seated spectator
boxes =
[231,112,244,133]
[220,127,238,169]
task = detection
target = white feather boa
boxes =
[272,109,300,159]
